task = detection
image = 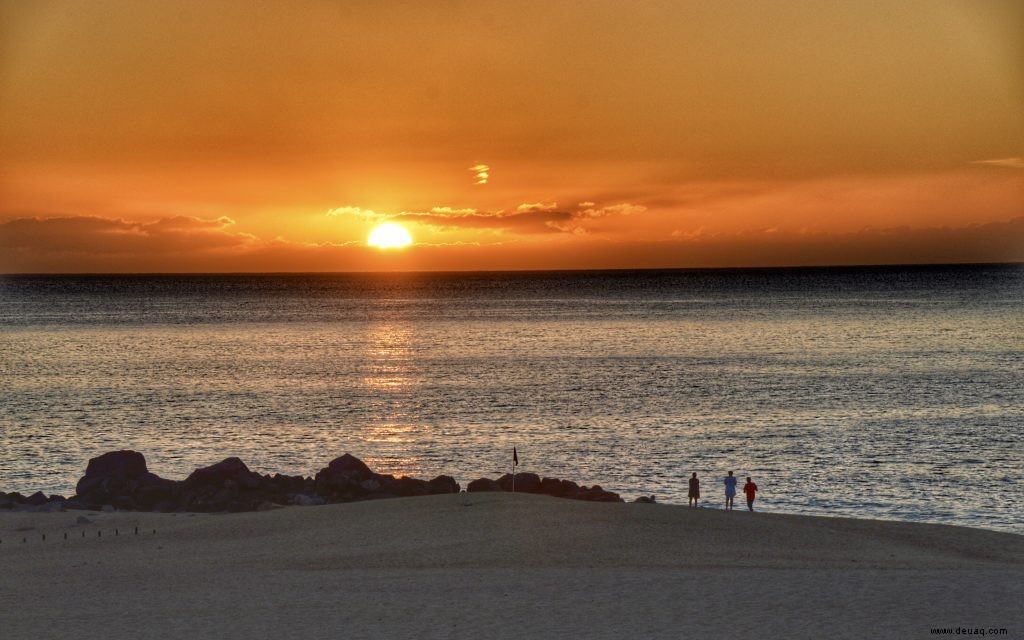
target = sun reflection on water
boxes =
[360,324,417,391]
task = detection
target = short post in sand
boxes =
[512,446,518,493]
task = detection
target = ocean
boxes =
[1,265,1021,532]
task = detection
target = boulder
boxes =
[427,475,460,495]
[25,491,48,506]
[321,454,374,482]
[112,495,135,510]
[467,478,502,492]
[314,454,380,499]
[74,450,170,511]
[387,476,430,498]
[135,482,179,511]
[83,450,148,481]
[185,457,262,489]
[577,486,623,502]
[498,473,541,493]
[633,495,657,504]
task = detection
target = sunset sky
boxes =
[1,0,1021,272]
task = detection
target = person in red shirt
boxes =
[743,477,758,512]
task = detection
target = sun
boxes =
[367,223,413,249]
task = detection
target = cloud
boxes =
[516,202,558,212]
[324,198,650,235]
[469,164,490,185]
[429,207,478,216]
[381,200,649,234]
[0,215,256,255]
[576,202,647,218]
[970,158,1024,169]
[392,208,574,234]
[326,206,378,218]
[3,213,1021,273]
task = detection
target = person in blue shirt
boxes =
[724,470,737,510]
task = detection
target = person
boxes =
[724,471,737,510]
[688,472,700,508]
[743,476,758,512]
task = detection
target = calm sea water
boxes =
[1,266,1021,532]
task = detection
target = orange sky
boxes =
[1,0,1022,272]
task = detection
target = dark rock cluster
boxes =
[466,472,624,502]
[0,490,67,512]
[0,450,627,513]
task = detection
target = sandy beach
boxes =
[1,493,1021,639]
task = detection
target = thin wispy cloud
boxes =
[326,206,378,218]
[429,207,478,216]
[971,157,1024,169]
[0,215,256,254]
[516,202,557,212]
[326,199,649,235]
[577,203,647,218]
[469,164,490,184]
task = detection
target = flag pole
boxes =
[512,446,518,493]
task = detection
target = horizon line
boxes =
[2,261,1021,277]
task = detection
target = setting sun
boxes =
[367,223,413,249]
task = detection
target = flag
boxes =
[513,447,518,466]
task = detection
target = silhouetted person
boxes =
[724,470,737,510]
[688,472,700,508]
[744,476,758,512]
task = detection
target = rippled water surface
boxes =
[1,266,1021,532]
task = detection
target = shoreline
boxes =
[2,493,1021,639]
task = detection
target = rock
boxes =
[323,454,374,481]
[83,450,149,481]
[314,454,379,499]
[184,457,262,489]
[633,495,657,504]
[76,450,149,495]
[73,450,172,512]
[427,475,460,495]
[387,476,430,497]
[25,491,48,506]
[467,478,502,492]
[101,504,116,513]
[135,482,179,511]
[359,478,382,492]
[112,495,135,511]
[256,501,282,511]
[75,515,93,525]
[577,486,624,502]
[498,472,541,493]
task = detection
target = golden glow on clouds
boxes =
[469,164,490,185]
[368,223,413,249]
[0,1,1021,272]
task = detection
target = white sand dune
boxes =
[1,493,1021,639]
